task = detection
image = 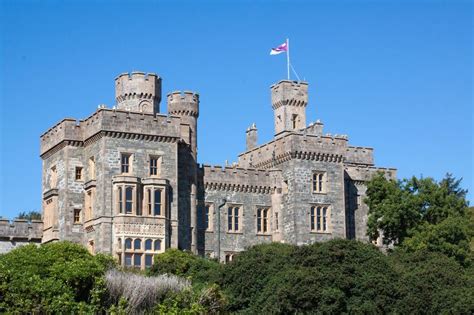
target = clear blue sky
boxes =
[0,0,472,219]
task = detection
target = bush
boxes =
[105,269,190,313]
[149,249,222,287]
[0,241,115,313]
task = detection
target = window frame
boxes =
[312,171,327,194]
[120,153,132,174]
[73,208,81,224]
[310,205,331,233]
[149,156,162,177]
[227,205,242,233]
[256,207,271,235]
[204,203,214,232]
[75,167,83,181]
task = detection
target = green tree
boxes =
[15,210,42,221]
[366,173,471,263]
[0,241,115,313]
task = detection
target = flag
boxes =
[270,42,288,55]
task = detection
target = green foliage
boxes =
[390,250,474,314]
[15,210,42,221]
[366,173,471,263]
[0,241,115,313]
[149,249,223,287]
[222,239,400,314]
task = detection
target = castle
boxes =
[33,72,396,266]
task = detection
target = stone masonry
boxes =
[34,72,396,266]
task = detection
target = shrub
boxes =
[105,269,190,313]
[0,241,115,313]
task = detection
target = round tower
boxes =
[271,80,308,136]
[167,91,199,156]
[115,72,162,114]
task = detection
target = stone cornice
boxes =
[204,182,273,194]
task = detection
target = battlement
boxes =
[200,164,276,193]
[0,218,43,241]
[345,165,397,182]
[167,91,199,117]
[40,108,182,156]
[344,146,374,166]
[115,71,162,114]
[239,131,349,168]
[271,80,308,109]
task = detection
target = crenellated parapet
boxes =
[0,218,43,241]
[201,164,279,194]
[239,132,348,168]
[344,146,374,166]
[40,109,182,157]
[271,80,308,109]
[115,72,162,114]
[167,91,199,118]
[344,165,397,183]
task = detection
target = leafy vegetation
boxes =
[1,174,471,313]
[366,173,472,264]
[15,210,42,221]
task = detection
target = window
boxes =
[50,166,57,188]
[43,197,56,228]
[225,253,235,263]
[154,239,162,251]
[134,254,142,267]
[85,188,94,221]
[149,156,161,176]
[310,205,330,232]
[125,238,132,250]
[134,239,142,250]
[292,114,298,129]
[356,194,362,207]
[275,212,279,231]
[125,186,133,214]
[205,203,213,231]
[146,188,152,215]
[145,254,153,267]
[154,189,162,216]
[75,167,83,181]
[257,208,270,234]
[117,238,122,249]
[312,172,326,193]
[125,253,132,267]
[73,209,81,224]
[89,157,95,180]
[145,239,152,251]
[117,186,123,213]
[227,206,241,232]
[121,153,131,173]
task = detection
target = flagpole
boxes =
[286,38,290,80]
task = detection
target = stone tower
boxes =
[167,91,200,253]
[271,80,308,135]
[115,72,162,114]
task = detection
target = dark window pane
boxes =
[125,253,132,266]
[145,254,153,267]
[134,254,142,267]
[145,239,152,250]
[154,189,161,216]
[227,208,232,231]
[125,238,132,249]
[154,239,161,251]
[134,239,141,250]
[125,186,133,213]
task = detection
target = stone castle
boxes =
[18,71,395,266]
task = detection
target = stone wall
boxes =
[0,219,43,254]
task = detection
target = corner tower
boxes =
[167,91,200,157]
[115,72,162,114]
[271,80,308,136]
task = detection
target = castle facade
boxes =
[39,72,395,267]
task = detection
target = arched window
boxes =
[154,239,161,251]
[117,238,122,249]
[125,238,132,250]
[145,239,152,251]
[134,239,142,250]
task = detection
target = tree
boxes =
[15,211,42,221]
[366,173,471,263]
[0,241,115,313]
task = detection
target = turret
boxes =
[115,72,162,114]
[167,91,199,156]
[246,123,257,151]
[271,80,308,136]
